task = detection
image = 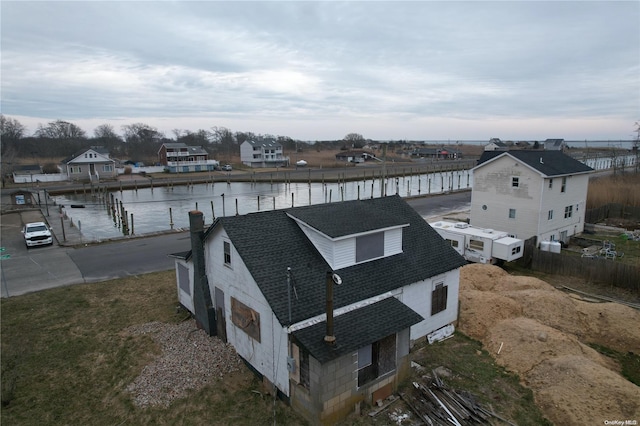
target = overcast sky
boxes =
[2,1,639,141]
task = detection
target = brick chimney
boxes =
[189,210,216,336]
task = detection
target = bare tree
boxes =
[35,119,86,139]
[344,133,365,149]
[93,124,120,140]
[0,115,26,141]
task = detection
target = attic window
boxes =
[511,176,519,188]
[356,232,384,263]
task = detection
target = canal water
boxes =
[52,170,473,241]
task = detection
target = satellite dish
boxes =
[332,273,342,285]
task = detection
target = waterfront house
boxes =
[158,143,218,173]
[171,195,466,424]
[470,150,593,244]
[62,147,117,182]
[240,139,289,168]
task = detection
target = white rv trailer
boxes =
[429,220,524,264]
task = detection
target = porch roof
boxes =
[292,296,423,363]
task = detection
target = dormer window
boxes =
[356,232,384,263]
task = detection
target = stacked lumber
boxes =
[400,371,515,426]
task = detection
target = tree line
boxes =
[0,116,382,173]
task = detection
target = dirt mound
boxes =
[458,264,640,425]
[527,355,640,424]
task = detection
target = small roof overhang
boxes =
[292,297,423,364]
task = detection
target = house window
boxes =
[445,239,459,248]
[102,164,113,172]
[561,177,567,193]
[469,239,484,251]
[511,176,519,188]
[548,210,553,220]
[356,232,384,263]
[231,297,261,342]
[549,178,553,189]
[431,283,448,315]
[564,205,573,218]
[177,264,190,295]
[357,334,396,387]
[509,208,516,219]
[223,241,231,265]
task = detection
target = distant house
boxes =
[411,147,461,159]
[484,139,508,151]
[335,150,377,163]
[544,139,566,151]
[62,147,117,182]
[11,164,43,184]
[470,150,593,244]
[240,139,289,168]
[172,196,466,424]
[158,143,218,173]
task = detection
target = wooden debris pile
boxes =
[400,371,516,426]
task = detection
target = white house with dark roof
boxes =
[240,139,289,168]
[62,147,117,182]
[470,150,594,244]
[171,196,466,424]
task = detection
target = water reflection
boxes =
[53,170,474,240]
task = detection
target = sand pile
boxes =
[458,264,640,424]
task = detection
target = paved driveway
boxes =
[0,210,84,297]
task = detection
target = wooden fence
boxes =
[517,237,639,292]
[585,203,640,224]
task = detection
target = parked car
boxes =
[22,222,53,247]
[221,164,232,171]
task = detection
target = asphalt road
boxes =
[0,191,471,298]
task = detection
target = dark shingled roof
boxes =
[475,150,593,177]
[212,195,466,327]
[292,297,423,363]
[287,200,408,238]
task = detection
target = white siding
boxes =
[384,228,403,256]
[239,141,255,164]
[471,156,542,239]
[175,259,194,313]
[537,174,589,242]
[396,269,461,341]
[205,227,291,396]
[333,238,356,269]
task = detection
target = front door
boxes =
[214,287,227,342]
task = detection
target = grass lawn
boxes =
[2,271,549,425]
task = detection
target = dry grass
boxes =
[587,173,640,208]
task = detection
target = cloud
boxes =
[1,1,638,140]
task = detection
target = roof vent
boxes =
[454,222,469,229]
[540,157,544,164]
[485,229,494,233]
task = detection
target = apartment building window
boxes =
[561,177,567,193]
[431,283,448,315]
[511,176,519,188]
[509,208,516,219]
[548,210,553,220]
[564,205,573,218]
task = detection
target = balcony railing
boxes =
[166,159,218,167]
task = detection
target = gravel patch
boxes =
[125,320,243,407]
